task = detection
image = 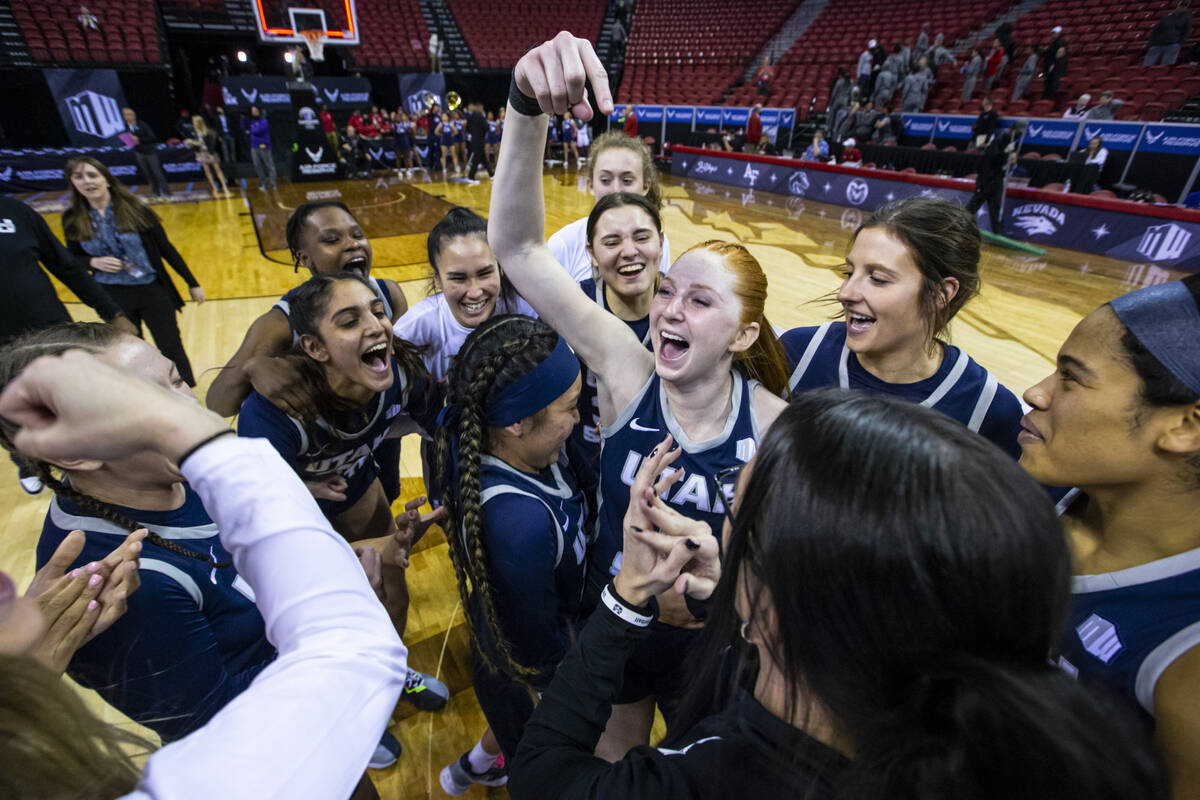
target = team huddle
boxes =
[0,33,1197,800]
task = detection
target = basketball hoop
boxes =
[299,29,326,62]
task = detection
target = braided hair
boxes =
[0,323,230,569]
[435,315,560,682]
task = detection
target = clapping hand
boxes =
[25,528,145,674]
[614,435,721,608]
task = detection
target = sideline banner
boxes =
[0,145,201,192]
[671,149,1200,271]
[221,77,372,112]
[45,69,129,146]
[221,76,291,110]
[397,73,446,117]
[291,87,341,181]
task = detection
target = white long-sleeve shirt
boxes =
[122,436,407,800]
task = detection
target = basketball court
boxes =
[1,166,1187,798]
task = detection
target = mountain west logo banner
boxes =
[397,72,446,117]
[45,69,129,146]
[291,87,340,181]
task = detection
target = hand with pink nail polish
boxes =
[24,528,146,674]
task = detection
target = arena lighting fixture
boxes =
[236,50,248,62]
[284,50,294,63]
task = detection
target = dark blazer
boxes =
[67,221,199,311]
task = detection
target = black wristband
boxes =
[602,582,656,627]
[177,428,236,467]
[508,76,544,117]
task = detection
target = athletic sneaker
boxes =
[402,668,449,712]
[439,752,508,796]
[18,474,43,495]
[368,730,402,769]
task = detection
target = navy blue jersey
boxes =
[273,276,405,503]
[37,487,274,743]
[237,357,441,516]
[567,277,652,501]
[782,321,1024,458]
[594,370,762,581]
[468,454,589,683]
[1056,489,1200,728]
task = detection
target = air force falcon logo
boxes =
[305,146,324,163]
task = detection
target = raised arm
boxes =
[490,33,652,401]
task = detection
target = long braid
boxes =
[438,316,558,683]
[0,322,231,570]
[32,460,232,570]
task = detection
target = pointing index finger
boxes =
[577,38,613,117]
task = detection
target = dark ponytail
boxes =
[435,315,559,683]
[426,206,519,311]
[0,323,230,569]
[845,659,1165,799]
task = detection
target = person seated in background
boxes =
[849,99,879,143]
[870,112,898,145]
[77,5,98,30]
[800,128,830,162]
[840,137,862,165]
[1086,90,1123,120]
[1062,93,1092,119]
[341,125,371,178]
[1078,135,1108,169]
[358,109,382,141]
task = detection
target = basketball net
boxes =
[299,29,326,62]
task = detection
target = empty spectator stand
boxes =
[343,0,429,69]
[617,0,800,105]
[925,0,1200,120]
[723,0,1006,115]
[448,0,605,70]
[158,0,257,34]
[14,0,163,64]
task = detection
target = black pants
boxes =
[104,282,195,385]
[1043,70,1061,100]
[134,151,171,197]
[467,140,493,179]
[966,177,1005,234]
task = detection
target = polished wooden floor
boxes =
[3,167,1185,798]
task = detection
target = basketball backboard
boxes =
[253,0,360,45]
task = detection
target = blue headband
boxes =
[485,335,579,427]
[1110,281,1200,395]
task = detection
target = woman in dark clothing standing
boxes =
[62,156,205,386]
[511,391,1168,800]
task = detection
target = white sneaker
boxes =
[19,475,43,495]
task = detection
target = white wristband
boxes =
[601,584,654,628]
